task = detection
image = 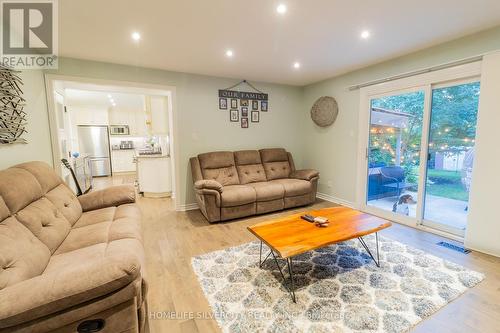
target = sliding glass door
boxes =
[367,90,425,218]
[422,81,480,236]
[362,76,481,238]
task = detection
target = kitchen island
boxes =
[135,154,172,197]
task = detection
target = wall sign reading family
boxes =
[218,80,269,129]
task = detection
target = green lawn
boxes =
[425,169,469,201]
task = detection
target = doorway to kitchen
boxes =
[356,62,482,240]
[45,75,179,209]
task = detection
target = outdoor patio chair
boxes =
[380,166,416,196]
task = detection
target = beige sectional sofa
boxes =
[190,148,319,222]
[0,162,147,333]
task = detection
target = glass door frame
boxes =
[420,77,481,237]
[355,61,482,241]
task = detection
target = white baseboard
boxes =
[176,203,199,211]
[177,194,352,212]
[316,192,356,209]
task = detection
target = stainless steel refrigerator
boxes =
[77,125,112,177]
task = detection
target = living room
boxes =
[0,1,499,333]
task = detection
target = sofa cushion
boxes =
[73,207,116,228]
[0,248,141,329]
[54,222,110,255]
[269,179,312,197]
[55,204,143,255]
[234,150,262,165]
[198,151,240,186]
[260,148,289,163]
[15,162,62,194]
[248,182,284,201]
[237,164,266,184]
[115,204,142,220]
[263,161,292,181]
[0,197,10,221]
[0,168,43,214]
[45,184,83,225]
[221,185,256,207]
[0,216,50,290]
[260,148,292,180]
[235,150,267,184]
[15,198,72,253]
[44,238,146,304]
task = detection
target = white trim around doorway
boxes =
[43,74,181,211]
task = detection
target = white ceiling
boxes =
[59,0,500,86]
[65,89,145,109]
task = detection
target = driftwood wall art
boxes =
[0,64,26,144]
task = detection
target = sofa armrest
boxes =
[290,169,319,181]
[194,179,223,193]
[0,256,141,329]
[78,185,136,212]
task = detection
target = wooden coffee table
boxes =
[247,206,392,302]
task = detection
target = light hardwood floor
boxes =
[94,174,500,333]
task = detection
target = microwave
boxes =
[109,125,129,135]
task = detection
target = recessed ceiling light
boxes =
[276,4,287,14]
[293,62,301,69]
[225,49,234,58]
[361,30,371,39]
[131,32,141,41]
[107,94,112,98]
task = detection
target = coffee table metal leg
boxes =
[358,232,380,267]
[286,258,296,303]
[259,241,272,267]
[268,250,296,303]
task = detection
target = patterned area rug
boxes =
[192,235,484,333]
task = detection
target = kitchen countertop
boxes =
[136,154,170,159]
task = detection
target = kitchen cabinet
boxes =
[111,150,136,172]
[150,96,169,135]
[133,109,147,136]
[108,108,147,136]
[136,155,172,197]
[73,106,109,125]
[107,107,121,126]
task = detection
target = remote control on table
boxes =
[301,214,315,222]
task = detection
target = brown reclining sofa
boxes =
[190,148,319,222]
[0,162,147,333]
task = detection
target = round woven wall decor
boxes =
[310,96,338,127]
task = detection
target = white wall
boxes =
[0,70,53,169]
[465,52,500,256]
